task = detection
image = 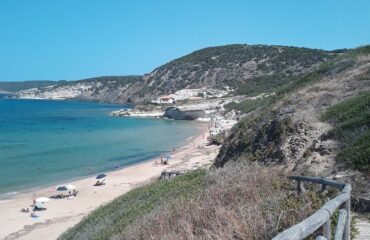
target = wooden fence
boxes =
[273,176,352,240]
[160,170,182,180]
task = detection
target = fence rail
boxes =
[273,176,351,240]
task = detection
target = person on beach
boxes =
[32,194,36,207]
[30,210,38,218]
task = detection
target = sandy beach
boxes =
[0,127,219,240]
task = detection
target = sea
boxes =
[0,95,199,196]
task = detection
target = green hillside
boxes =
[12,44,338,103]
[321,91,370,171]
[0,80,65,93]
[141,44,337,98]
[216,46,370,168]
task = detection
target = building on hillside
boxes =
[156,95,175,104]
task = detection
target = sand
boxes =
[0,128,219,240]
[355,217,370,240]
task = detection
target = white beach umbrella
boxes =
[35,197,50,209]
[36,197,50,203]
[66,184,76,190]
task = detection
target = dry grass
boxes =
[115,163,321,240]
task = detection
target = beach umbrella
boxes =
[36,197,50,203]
[35,197,50,209]
[96,173,107,179]
[66,184,76,190]
[56,185,68,191]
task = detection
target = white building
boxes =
[156,95,175,104]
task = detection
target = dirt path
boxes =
[355,217,370,240]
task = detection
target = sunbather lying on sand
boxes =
[20,208,30,213]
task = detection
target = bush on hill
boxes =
[321,91,370,171]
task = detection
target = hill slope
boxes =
[17,76,143,103]
[0,80,64,93]
[216,46,370,200]
[140,44,334,98]
[16,44,336,103]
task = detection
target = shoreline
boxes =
[0,123,203,200]
[0,123,218,240]
[0,119,203,200]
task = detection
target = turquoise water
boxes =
[0,96,199,195]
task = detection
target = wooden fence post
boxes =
[273,177,351,240]
[323,219,331,240]
[334,209,347,240]
[316,236,328,240]
[344,199,351,240]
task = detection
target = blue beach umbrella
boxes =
[96,174,107,179]
[56,186,68,191]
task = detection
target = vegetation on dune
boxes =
[215,110,293,167]
[276,45,370,97]
[59,169,206,240]
[321,91,370,171]
[61,163,345,240]
[277,57,356,96]
[216,45,370,167]
[116,164,311,240]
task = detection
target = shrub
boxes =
[321,91,370,171]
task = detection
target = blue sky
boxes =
[1,0,369,82]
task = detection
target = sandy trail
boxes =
[0,127,218,240]
[355,217,370,240]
